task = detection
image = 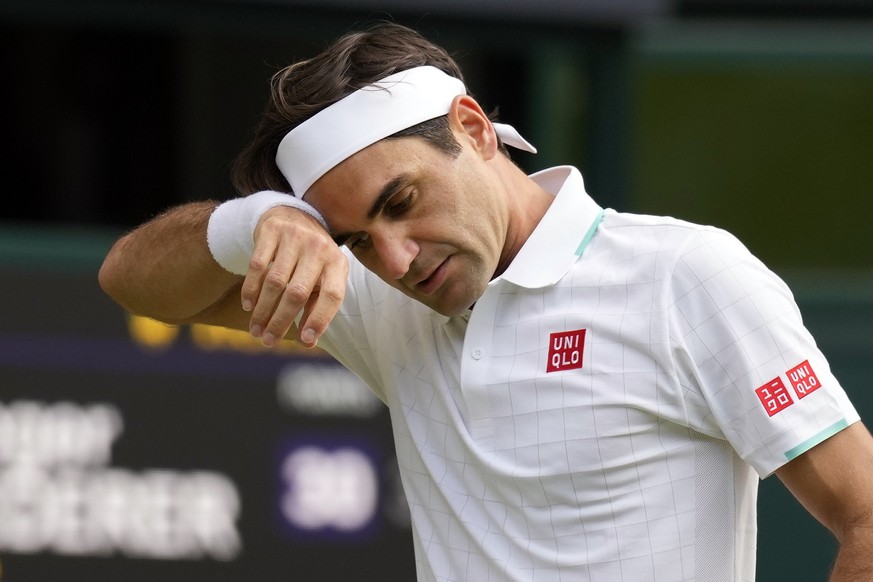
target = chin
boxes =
[430,303,471,317]
[421,291,478,317]
[403,277,484,317]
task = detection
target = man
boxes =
[99,22,873,581]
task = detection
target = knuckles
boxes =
[246,209,349,326]
[263,269,290,292]
[247,254,271,273]
[318,281,346,305]
[282,282,311,304]
[304,232,342,258]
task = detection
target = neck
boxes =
[493,158,555,278]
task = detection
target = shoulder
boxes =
[598,210,782,294]
[588,210,768,296]
[595,210,732,261]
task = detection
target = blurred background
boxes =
[1,0,873,580]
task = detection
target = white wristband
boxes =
[206,190,328,275]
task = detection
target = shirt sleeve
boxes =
[667,226,860,478]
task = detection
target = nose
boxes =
[371,229,418,281]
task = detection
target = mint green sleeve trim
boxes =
[575,209,605,257]
[784,418,851,461]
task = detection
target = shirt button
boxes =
[471,348,484,360]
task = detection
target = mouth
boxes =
[415,257,450,296]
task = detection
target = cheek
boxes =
[458,190,505,251]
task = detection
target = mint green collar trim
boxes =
[575,209,605,257]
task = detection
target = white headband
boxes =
[275,65,537,198]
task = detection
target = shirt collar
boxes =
[495,166,603,289]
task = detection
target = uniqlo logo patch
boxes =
[546,329,586,373]
[756,377,794,417]
[787,360,821,399]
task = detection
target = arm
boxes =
[98,200,347,348]
[99,201,240,325]
[775,422,873,581]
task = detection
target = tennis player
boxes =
[99,22,873,581]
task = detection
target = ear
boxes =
[448,95,499,160]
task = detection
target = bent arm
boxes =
[99,201,245,326]
[99,199,348,347]
[775,421,873,581]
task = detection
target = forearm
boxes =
[99,201,243,324]
[777,423,873,582]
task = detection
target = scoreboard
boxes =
[0,232,415,582]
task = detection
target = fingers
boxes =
[296,261,348,347]
[241,208,347,348]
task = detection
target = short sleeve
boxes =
[668,227,859,477]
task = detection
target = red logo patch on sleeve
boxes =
[547,329,586,373]
[755,377,794,416]
[786,360,821,399]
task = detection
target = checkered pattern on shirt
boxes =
[318,212,857,582]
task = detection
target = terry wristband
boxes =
[206,190,328,275]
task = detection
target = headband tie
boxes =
[275,65,536,198]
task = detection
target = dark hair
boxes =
[232,22,472,196]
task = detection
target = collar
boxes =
[495,166,603,289]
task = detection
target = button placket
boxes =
[459,287,501,439]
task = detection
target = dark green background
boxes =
[2,3,873,580]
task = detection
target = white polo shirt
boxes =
[318,166,859,582]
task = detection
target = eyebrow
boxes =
[332,174,409,246]
[367,175,408,219]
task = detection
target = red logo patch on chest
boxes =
[547,329,586,373]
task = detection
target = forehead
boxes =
[304,137,433,203]
[300,138,432,236]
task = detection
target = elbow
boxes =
[97,241,238,327]
[98,252,118,298]
[97,255,117,299]
[98,248,126,307]
[836,504,873,545]
[98,258,179,325]
[98,241,152,319]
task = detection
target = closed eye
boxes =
[346,232,371,251]
[386,190,415,218]
[334,180,416,248]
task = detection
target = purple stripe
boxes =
[0,333,309,381]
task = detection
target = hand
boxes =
[241,205,348,348]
